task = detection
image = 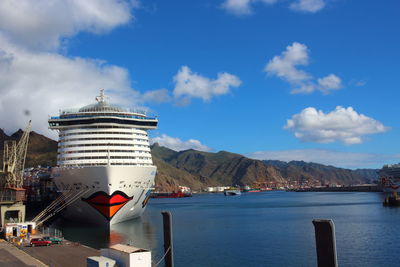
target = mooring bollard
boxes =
[312,219,338,267]
[162,211,174,267]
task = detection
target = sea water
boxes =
[58,191,399,267]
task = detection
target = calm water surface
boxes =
[55,191,399,266]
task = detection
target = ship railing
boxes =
[59,107,150,116]
[50,114,157,121]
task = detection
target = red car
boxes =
[30,238,51,247]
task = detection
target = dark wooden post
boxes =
[312,219,338,267]
[162,211,174,267]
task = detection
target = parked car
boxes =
[43,236,63,244]
[30,238,51,247]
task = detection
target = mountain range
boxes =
[0,129,379,191]
[151,143,378,191]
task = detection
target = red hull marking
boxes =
[82,191,133,220]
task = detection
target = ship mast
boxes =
[96,89,106,103]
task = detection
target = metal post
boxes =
[312,219,338,267]
[162,211,174,267]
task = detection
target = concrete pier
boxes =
[0,239,47,266]
[21,240,100,267]
[0,237,100,267]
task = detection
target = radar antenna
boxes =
[95,89,107,103]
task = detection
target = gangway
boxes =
[32,188,92,226]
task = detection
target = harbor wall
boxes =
[292,185,382,192]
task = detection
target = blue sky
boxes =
[0,0,399,168]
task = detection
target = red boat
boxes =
[247,189,262,193]
[150,191,192,198]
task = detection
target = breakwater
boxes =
[289,184,382,192]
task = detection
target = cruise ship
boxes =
[48,90,158,226]
[379,164,400,193]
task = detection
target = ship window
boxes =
[60,137,135,142]
[59,131,134,137]
[59,143,135,148]
[58,149,138,154]
[59,125,132,130]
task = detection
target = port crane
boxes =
[1,120,31,189]
[0,121,31,227]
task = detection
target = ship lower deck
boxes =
[52,165,156,226]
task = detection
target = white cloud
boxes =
[0,0,137,51]
[261,0,278,3]
[151,134,212,152]
[290,0,326,13]
[221,0,326,15]
[317,74,342,92]
[285,106,389,144]
[173,66,241,104]
[0,1,144,138]
[245,149,400,169]
[355,81,367,87]
[349,79,367,87]
[265,42,343,94]
[142,89,172,104]
[221,0,278,16]
[0,36,141,138]
[221,0,253,16]
[265,42,311,83]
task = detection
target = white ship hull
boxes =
[52,165,156,226]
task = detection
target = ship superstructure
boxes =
[48,90,157,225]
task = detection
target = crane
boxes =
[1,120,31,189]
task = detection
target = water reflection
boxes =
[109,216,157,250]
[48,192,400,267]
[52,211,158,251]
